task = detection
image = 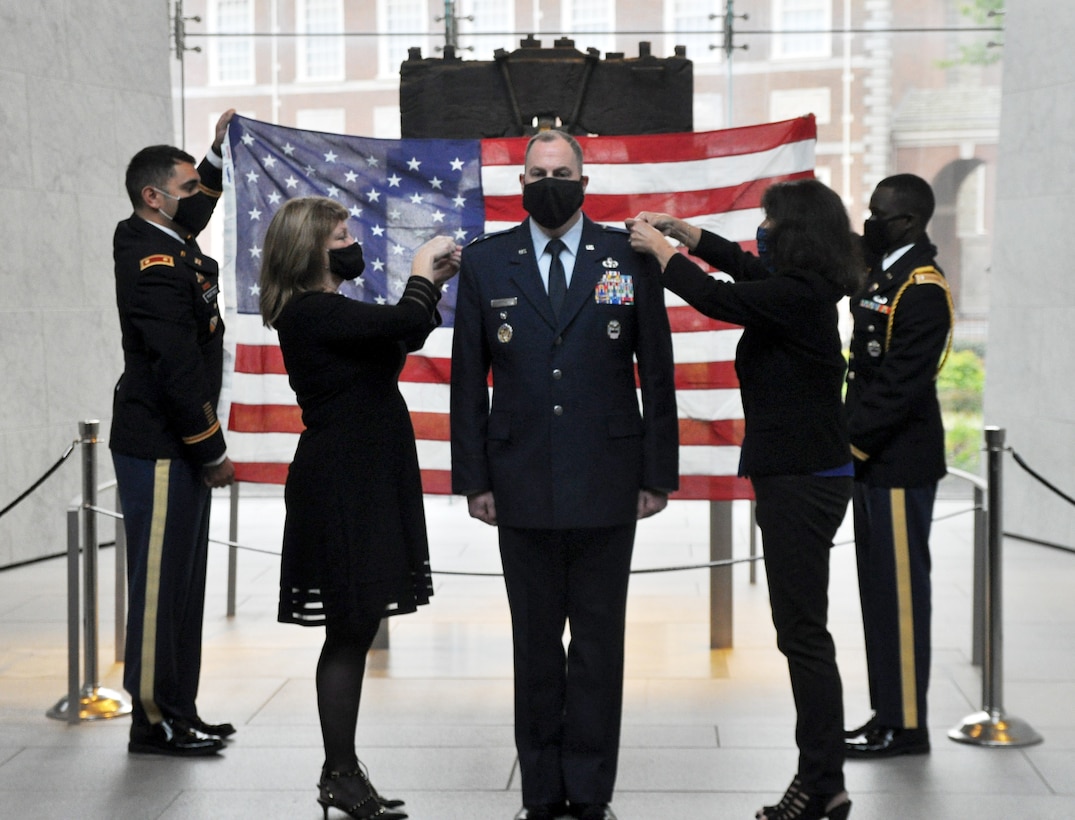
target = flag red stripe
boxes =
[672,474,755,501]
[234,461,290,483]
[230,403,302,432]
[235,343,287,374]
[480,117,817,166]
[235,463,755,505]
[667,306,741,333]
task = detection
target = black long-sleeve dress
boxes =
[274,276,442,627]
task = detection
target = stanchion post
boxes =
[46,420,131,722]
[114,492,126,664]
[748,499,757,585]
[709,500,733,648]
[81,421,101,691]
[949,426,1042,747]
[63,508,80,724]
[228,482,239,617]
[971,481,986,667]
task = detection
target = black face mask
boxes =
[155,188,204,234]
[863,214,910,256]
[328,241,366,280]
[522,177,585,230]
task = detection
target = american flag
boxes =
[220,114,816,500]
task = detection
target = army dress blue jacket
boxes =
[110,157,227,466]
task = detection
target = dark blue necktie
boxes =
[545,238,567,319]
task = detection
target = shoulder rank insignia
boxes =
[139,254,175,271]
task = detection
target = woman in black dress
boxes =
[259,196,459,820]
[627,179,862,820]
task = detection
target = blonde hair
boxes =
[259,196,350,328]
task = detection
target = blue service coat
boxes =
[450,216,679,529]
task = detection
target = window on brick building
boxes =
[210,0,254,85]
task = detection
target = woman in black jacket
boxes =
[628,178,862,820]
[260,196,459,819]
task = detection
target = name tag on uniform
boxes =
[491,297,518,308]
[594,272,634,305]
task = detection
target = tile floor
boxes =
[1,488,1073,819]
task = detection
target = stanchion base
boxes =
[948,710,1043,747]
[46,685,132,722]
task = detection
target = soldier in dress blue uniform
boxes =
[111,110,237,757]
[450,130,679,820]
[844,174,954,759]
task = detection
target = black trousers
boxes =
[114,453,212,730]
[498,523,636,807]
[753,474,852,796]
[853,482,935,729]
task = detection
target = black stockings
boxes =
[317,614,383,771]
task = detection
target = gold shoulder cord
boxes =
[883,266,955,378]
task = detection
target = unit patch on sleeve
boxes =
[139,254,175,271]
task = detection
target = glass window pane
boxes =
[212,0,254,85]
[298,0,343,81]
[381,0,429,77]
[458,0,514,61]
[773,0,832,60]
[666,0,721,64]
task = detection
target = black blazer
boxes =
[109,157,227,465]
[846,237,951,487]
[450,216,679,529]
[663,230,850,477]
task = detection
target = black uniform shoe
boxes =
[844,712,878,738]
[128,719,224,757]
[514,803,568,820]
[845,726,930,758]
[572,804,618,820]
[189,716,237,739]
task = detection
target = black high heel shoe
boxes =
[358,760,405,809]
[756,776,851,820]
[317,765,408,820]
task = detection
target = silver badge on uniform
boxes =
[602,256,620,269]
[497,323,513,343]
[867,340,882,357]
[607,320,622,340]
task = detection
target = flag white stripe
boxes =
[480,139,816,196]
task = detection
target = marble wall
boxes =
[985,1,1075,546]
[0,1,175,566]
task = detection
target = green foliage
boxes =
[938,0,1004,68]
[939,346,986,473]
[937,348,985,413]
[959,0,1004,25]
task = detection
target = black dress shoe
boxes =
[128,719,224,757]
[845,726,930,758]
[844,712,878,738]
[572,804,617,820]
[189,716,237,739]
[515,803,567,820]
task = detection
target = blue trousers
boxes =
[498,523,636,807]
[113,453,212,729]
[853,482,936,729]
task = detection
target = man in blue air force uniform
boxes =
[450,130,679,820]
